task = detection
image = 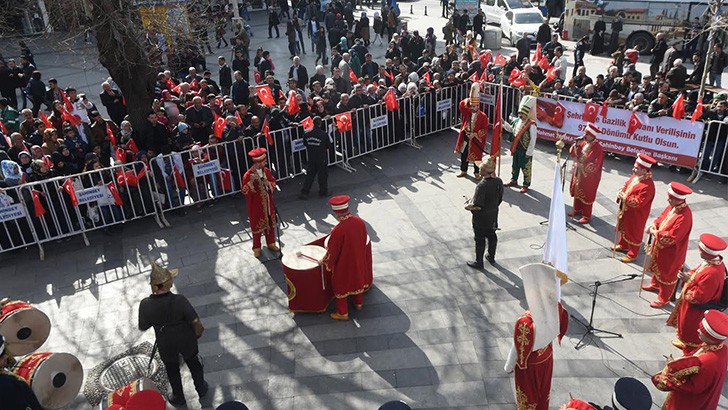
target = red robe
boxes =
[569,139,604,205]
[648,204,693,287]
[242,167,276,235]
[653,343,728,410]
[667,260,726,353]
[514,303,569,410]
[455,100,489,163]
[617,173,656,252]
[323,214,370,298]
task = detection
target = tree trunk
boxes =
[88,0,157,130]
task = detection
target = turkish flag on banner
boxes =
[691,99,703,123]
[600,100,609,119]
[553,102,565,128]
[256,85,276,106]
[106,123,117,146]
[384,88,399,111]
[288,91,300,115]
[106,182,123,206]
[627,112,643,135]
[491,82,503,157]
[63,178,78,206]
[116,147,126,163]
[349,70,358,83]
[672,94,685,119]
[538,56,550,71]
[127,138,140,153]
[262,118,273,145]
[31,190,45,217]
[533,43,542,63]
[480,51,491,67]
[335,112,353,132]
[493,53,507,66]
[582,102,600,123]
[213,113,226,138]
[301,116,314,132]
[546,66,558,82]
[39,112,52,129]
[468,71,479,83]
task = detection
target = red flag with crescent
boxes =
[600,100,609,119]
[384,87,399,111]
[335,112,353,132]
[39,112,52,129]
[116,147,126,164]
[60,90,73,110]
[691,99,703,123]
[423,72,431,83]
[107,182,124,206]
[301,116,314,132]
[256,85,276,106]
[32,190,45,217]
[493,53,507,66]
[582,102,600,123]
[538,56,550,71]
[235,111,243,125]
[288,91,300,115]
[672,94,685,119]
[63,178,78,206]
[106,123,117,146]
[213,113,226,138]
[468,71,479,83]
[627,112,642,135]
[546,66,559,82]
[553,102,565,128]
[262,118,273,145]
[533,43,542,63]
[349,70,358,83]
[480,51,492,67]
[0,120,8,135]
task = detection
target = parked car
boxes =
[482,0,537,27]
[500,8,544,46]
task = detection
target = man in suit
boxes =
[218,56,232,96]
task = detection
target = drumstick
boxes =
[296,251,326,290]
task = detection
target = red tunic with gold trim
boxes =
[569,139,604,205]
[514,303,569,410]
[242,167,276,235]
[323,213,370,298]
[617,173,655,248]
[648,204,693,287]
[668,260,726,353]
[455,100,489,163]
[652,343,728,410]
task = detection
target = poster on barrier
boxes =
[192,159,221,178]
[0,203,26,222]
[292,138,306,153]
[437,99,452,112]
[536,98,704,167]
[76,187,105,205]
[479,93,495,106]
[370,115,388,130]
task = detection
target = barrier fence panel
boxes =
[695,120,728,183]
[0,184,42,254]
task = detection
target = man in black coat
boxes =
[139,111,170,155]
[516,32,531,65]
[650,32,668,77]
[299,116,331,198]
[184,96,214,143]
[288,56,310,91]
[536,21,551,48]
[473,9,486,48]
[218,56,233,95]
[465,158,503,269]
[231,71,250,106]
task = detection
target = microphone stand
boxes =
[572,274,638,349]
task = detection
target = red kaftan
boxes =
[617,173,656,256]
[648,204,693,300]
[323,214,370,299]
[569,139,604,205]
[455,100,489,163]
[668,260,726,354]
[242,167,276,245]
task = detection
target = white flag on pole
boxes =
[544,161,569,287]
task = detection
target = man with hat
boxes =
[613,153,656,263]
[138,262,208,406]
[242,148,280,258]
[502,96,537,193]
[323,195,371,320]
[454,83,489,180]
[643,182,694,308]
[652,309,728,410]
[216,401,250,410]
[668,234,727,354]
[0,334,42,409]
[568,123,604,224]
[465,157,503,269]
[598,377,653,410]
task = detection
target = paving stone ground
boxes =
[2,1,728,408]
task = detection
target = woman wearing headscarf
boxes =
[41,128,62,156]
[51,145,78,177]
[17,152,33,176]
[1,160,24,187]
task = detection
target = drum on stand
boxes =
[13,352,84,410]
[281,245,333,312]
[0,298,51,356]
[105,376,158,407]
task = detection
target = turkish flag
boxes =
[479,69,488,82]
[256,85,276,106]
[335,112,353,132]
[533,43,542,63]
[262,118,273,145]
[480,51,492,67]
[508,68,522,83]
[349,70,358,83]
[63,178,78,206]
[627,112,642,135]
[218,168,232,192]
[553,102,565,128]
[691,98,703,123]
[31,190,45,217]
[117,169,142,187]
[301,116,314,132]
[672,94,685,119]
[167,79,176,91]
[127,138,140,153]
[107,182,123,206]
[582,102,600,123]
[60,90,73,111]
[468,71,479,83]
[493,53,507,66]
[509,68,526,87]
[116,147,126,163]
[106,123,117,146]
[538,56,550,71]
[288,91,300,115]
[173,166,187,189]
[491,82,503,157]
[384,88,399,111]
[254,71,262,84]
[423,72,431,83]
[172,84,182,95]
[235,111,243,125]
[190,79,200,91]
[39,111,52,129]
[546,66,558,82]
[0,120,8,135]
[60,107,81,126]
[213,113,226,138]
[600,100,609,119]
[384,69,395,82]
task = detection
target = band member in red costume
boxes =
[454,83,489,179]
[643,182,693,308]
[323,195,371,321]
[613,153,656,263]
[242,148,279,258]
[568,122,604,224]
[668,234,726,354]
[653,309,728,410]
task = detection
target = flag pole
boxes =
[497,68,504,177]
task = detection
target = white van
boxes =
[482,0,538,26]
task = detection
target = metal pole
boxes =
[231,0,241,19]
[697,0,724,104]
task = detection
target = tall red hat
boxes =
[124,390,166,410]
[699,310,728,344]
[329,195,350,213]
[584,123,601,138]
[634,153,656,169]
[563,399,597,410]
[667,181,692,201]
[248,147,267,162]
[699,233,727,257]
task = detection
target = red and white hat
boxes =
[699,233,727,258]
[329,195,351,213]
[667,181,692,201]
[248,148,267,163]
[699,309,728,344]
[125,390,166,410]
[563,399,597,410]
[584,123,601,138]
[634,153,656,169]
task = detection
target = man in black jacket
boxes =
[218,57,233,96]
[184,96,214,143]
[650,32,668,77]
[465,158,503,269]
[299,116,331,198]
[139,262,208,406]
[709,42,728,88]
[473,9,486,48]
[140,111,170,155]
[288,56,309,91]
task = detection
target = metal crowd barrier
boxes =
[694,120,728,183]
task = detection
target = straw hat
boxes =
[149,262,178,285]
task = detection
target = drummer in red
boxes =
[643,182,694,308]
[568,122,604,224]
[613,153,656,263]
[242,148,280,258]
[668,234,727,354]
[323,195,371,321]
